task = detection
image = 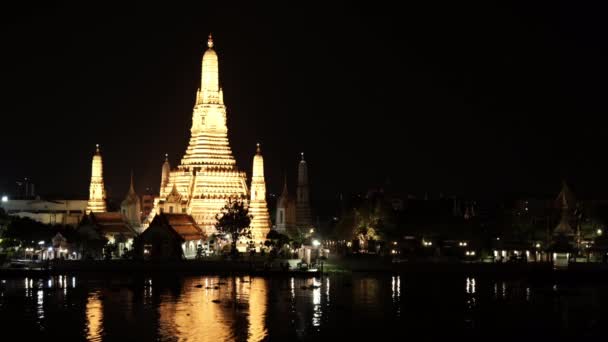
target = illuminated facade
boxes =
[86,144,107,213]
[248,143,271,244]
[153,34,249,235]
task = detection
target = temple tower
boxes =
[121,172,142,228]
[154,34,249,234]
[160,154,170,190]
[248,143,271,244]
[296,152,313,230]
[554,180,575,236]
[86,144,107,213]
[276,176,296,235]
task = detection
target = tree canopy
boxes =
[214,198,252,256]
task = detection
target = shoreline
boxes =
[2,260,608,281]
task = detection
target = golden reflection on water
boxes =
[158,277,268,342]
[86,292,103,341]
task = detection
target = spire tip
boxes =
[207,33,214,48]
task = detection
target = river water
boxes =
[0,273,607,341]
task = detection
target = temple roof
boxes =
[121,172,139,206]
[555,180,576,210]
[150,213,205,241]
[87,212,137,236]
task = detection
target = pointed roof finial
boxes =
[164,153,169,162]
[300,152,305,161]
[256,142,261,154]
[129,170,135,193]
[207,33,214,48]
[95,144,100,153]
[281,174,289,196]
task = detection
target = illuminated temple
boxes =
[248,143,271,244]
[152,34,249,235]
[86,144,107,213]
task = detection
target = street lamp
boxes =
[312,240,321,247]
[1,195,7,202]
[597,229,603,236]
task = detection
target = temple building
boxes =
[152,34,249,235]
[296,153,313,230]
[553,180,576,236]
[248,143,271,245]
[135,213,206,260]
[0,198,87,226]
[86,144,107,213]
[275,177,296,235]
[276,153,313,237]
[121,172,143,233]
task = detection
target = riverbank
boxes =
[3,257,608,280]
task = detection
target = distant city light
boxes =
[535,243,541,249]
[312,240,320,247]
[1,195,7,202]
[310,228,314,234]
[38,240,45,245]
[597,229,603,236]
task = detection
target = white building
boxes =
[0,198,87,226]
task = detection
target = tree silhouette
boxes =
[214,198,252,256]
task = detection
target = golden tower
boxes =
[86,144,107,213]
[249,143,271,245]
[154,34,249,234]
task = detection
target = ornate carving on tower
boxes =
[86,144,107,214]
[121,172,142,228]
[296,152,313,229]
[249,143,271,244]
[153,34,249,234]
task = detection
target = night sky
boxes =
[2,2,608,202]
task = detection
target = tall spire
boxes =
[86,144,107,213]
[153,33,249,235]
[207,33,214,48]
[296,152,312,229]
[129,169,135,194]
[281,175,289,197]
[199,32,220,105]
[121,171,141,228]
[161,154,171,191]
[554,180,575,235]
[249,143,271,245]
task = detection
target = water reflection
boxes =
[86,292,103,341]
[392,275,400,316]
[2,274,608,340]
[312,278,322,327]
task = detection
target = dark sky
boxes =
[2,2,608,201]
